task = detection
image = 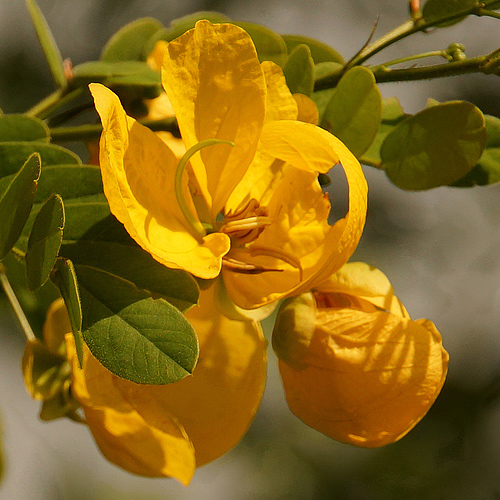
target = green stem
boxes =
[316,53,498,89]
[0,264,36,342]
[50,117,178,143]
[26,88,83,120]
[370,50,446,71]
[481,9,500,20]
[345,2,493,70]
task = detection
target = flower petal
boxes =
[293,94,319,125]
[223,145,367,308]
[259,120,349,173]
[113,280,267,467]
[162,20,267,216]
[316,262,410,318]
[224,61,297,213]
[278,306,448,447]
[66,335,196,484]
[90,83,230,279]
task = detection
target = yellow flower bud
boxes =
[272,265,449,448]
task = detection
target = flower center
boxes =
[219,199,271,245]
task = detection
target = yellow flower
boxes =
[40,284,266,484]
[90,20,367,309]
[272,262,449,448]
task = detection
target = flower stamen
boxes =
[222,256,284,274]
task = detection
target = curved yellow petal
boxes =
[277,305,448,448]
[259,120,351,174]
[223,141,367,308]
[66,335,195,484]
[90,83,230,279]
[113,281,267,467]
[162,20,267,216]
[316,262,410,318]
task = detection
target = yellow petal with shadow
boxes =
[278,305,448,447]
[66,335,195,484]
[90,83,230,279]
[112,280,267,467]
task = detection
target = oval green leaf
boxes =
[0,153,41,260]
[76,265,199,384]
[25,0,66,88]
[61,239,199,312]
[235,22,288,67]
[452,114,500,186]
[312,62,343,122]
[0,142,80,179]
[101,17,163,62]
[26,194,64,291]
[422,0,476,27]
[361,97,409,167]
[283,44,314,96]
[282,34,344,64]
[70,61,161,94]
[0,114,49,142]
[51,258,84,367]
[381,101,487,190]
[321,66,382,158]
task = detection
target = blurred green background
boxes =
[2,0,500,498]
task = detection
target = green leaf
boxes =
[282,34,344,64]
[70,61,161,96]
[75,265,199,384]
[311,62,343,122]
[422,0,476,27]
[1,164,108,251]
[452,115,500,186]
[0,153,41,260]
[144,12,230,54]
[0,115,49,142]
[360,97,409,167]
[0,142,80,180]
[51,258,84,368]
[381,101,487,190]
[101,18,163,62]
[321,66,382,158]
[25,0,66,88]
[283,44,314,96]
[61,240,199,312]
[26,194,64,291]
[235,22,288,67]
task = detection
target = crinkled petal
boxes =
[90,83,230,279]
[66,335,195,484]
[261,61,298,123]
[278,307,448,447]
[316,262,410,318]
[113,281,267,467]
[162,20,266,216]
[224,61,297,213]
